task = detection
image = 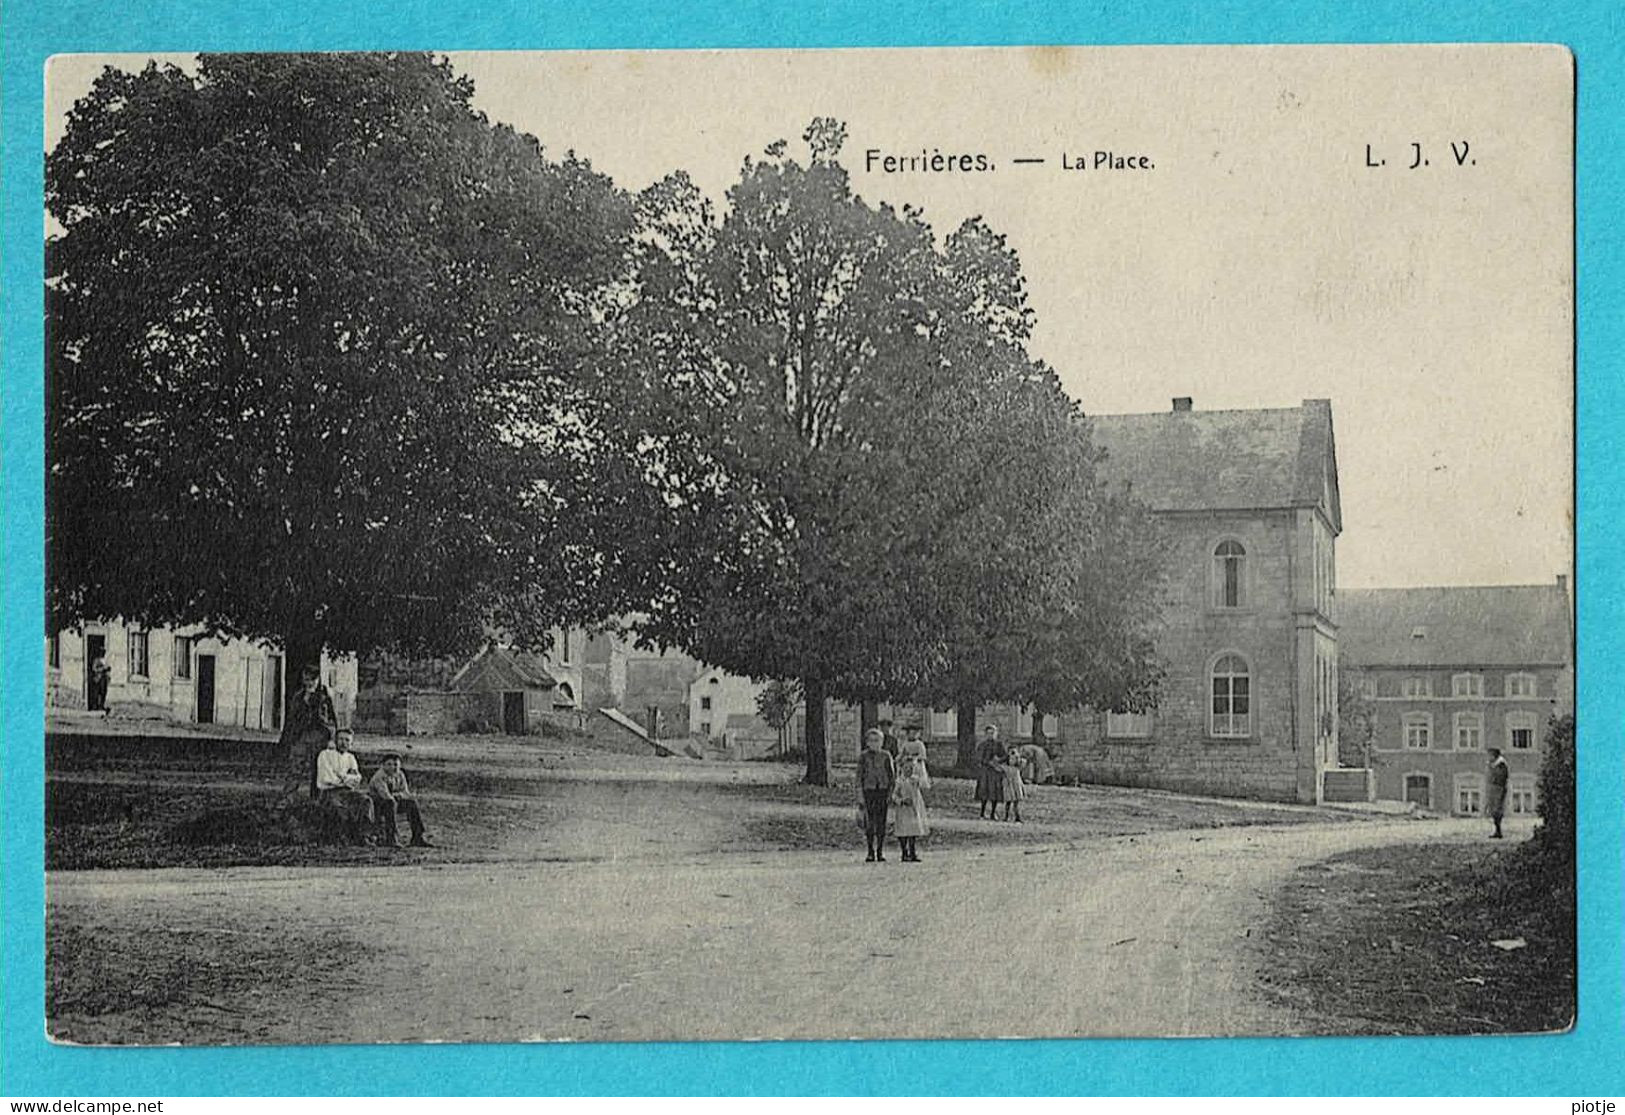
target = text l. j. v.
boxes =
[1365,141,1475,169]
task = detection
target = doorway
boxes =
[196,655,216,724]
[502,691,526,735]
[84,632,107,710]
[1403,773,1431,809]
[265,655,284,731]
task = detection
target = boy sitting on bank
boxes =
[368,752,433,849]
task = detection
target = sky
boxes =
[45,46,1574,590]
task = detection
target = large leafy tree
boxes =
[610,120,1164,783]
[605,122,1001,782]
[914,371,1168,771]
[46,54,638,734]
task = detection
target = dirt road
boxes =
[48,815,1506,1044]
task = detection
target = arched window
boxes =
[1210,653,1251,738]
[1212,541,1246,608]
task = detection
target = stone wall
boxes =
[1055,509,1308,803]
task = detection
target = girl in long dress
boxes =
[891,740,931,861]
[999,747,1026,823]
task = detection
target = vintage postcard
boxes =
[42,44,1573,1045]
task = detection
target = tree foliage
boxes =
[1336,667,1378,768]
[608,121,1165,781]
[47,54,639,692]
[1534,713,1575,866]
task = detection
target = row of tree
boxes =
[46,54,1167,784]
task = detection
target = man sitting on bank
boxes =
[314,729,374,843]
[368,752,433,849]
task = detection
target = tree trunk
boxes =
[954,700,979,775]
[1032,704,1047,750]
[860,700,879,742]
[803,676,830,785]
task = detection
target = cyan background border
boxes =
[4,0,1617,1097]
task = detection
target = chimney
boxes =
[1172,397,1193,413]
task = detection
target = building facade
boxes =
[47,620,356,732]
[1050,398,1344,804]
[353,628,584,736]
[1339,581,1572,815]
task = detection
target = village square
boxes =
[42,51,1574,1044]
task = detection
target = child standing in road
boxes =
[857,728,896,862]
[891,738,931,861]
[999,747,1026,823]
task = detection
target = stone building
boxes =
[352,629,584,736]
[1338,580,1573,815]
[1050,398,1345,804]
[46,620,356,731]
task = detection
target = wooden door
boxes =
[503,691,525,735]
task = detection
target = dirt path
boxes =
[48,816,1499,1044]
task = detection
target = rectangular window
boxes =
[1455,775,1485,816]
[1403,676,1430,698]
[1454,712,1483,751]
[127,630,149,678]
[1451,673,1484,698]
[1506,673,1536,698]
[1507,711,1537,750]
[700,696,712,711]
[1041,713,1059,737]
[1106,711,1153,739]
[1015,706,1034,737]
[1403,713,1432,750]
[699,721,711,737]
[1211,675,1250,738]
[930,708,957,737]
[47,633,61,670]
[174,636,193,680]
[1509,775,1537,815]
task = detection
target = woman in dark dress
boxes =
[973,724,1007,820]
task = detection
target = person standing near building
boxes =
[974,723,1007,820]
[283,662,336,798]
[1486,747,1510,839]
[857,728,895,862]
[88,652,111,716]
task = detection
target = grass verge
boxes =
[1257,839,1575,1035]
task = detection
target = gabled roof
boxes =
[449,645,558,692]
[1338,583,1572,668]
[1089,399,1341,531]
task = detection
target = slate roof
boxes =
[449,646,558,692]
[1338,584,1572,668]
[1089,399,1341,530]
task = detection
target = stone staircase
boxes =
[1321,767,1374,803]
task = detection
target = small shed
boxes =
[449,646,559,736]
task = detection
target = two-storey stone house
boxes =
[1339,581,1573,815]
[1053,397,1344,804]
